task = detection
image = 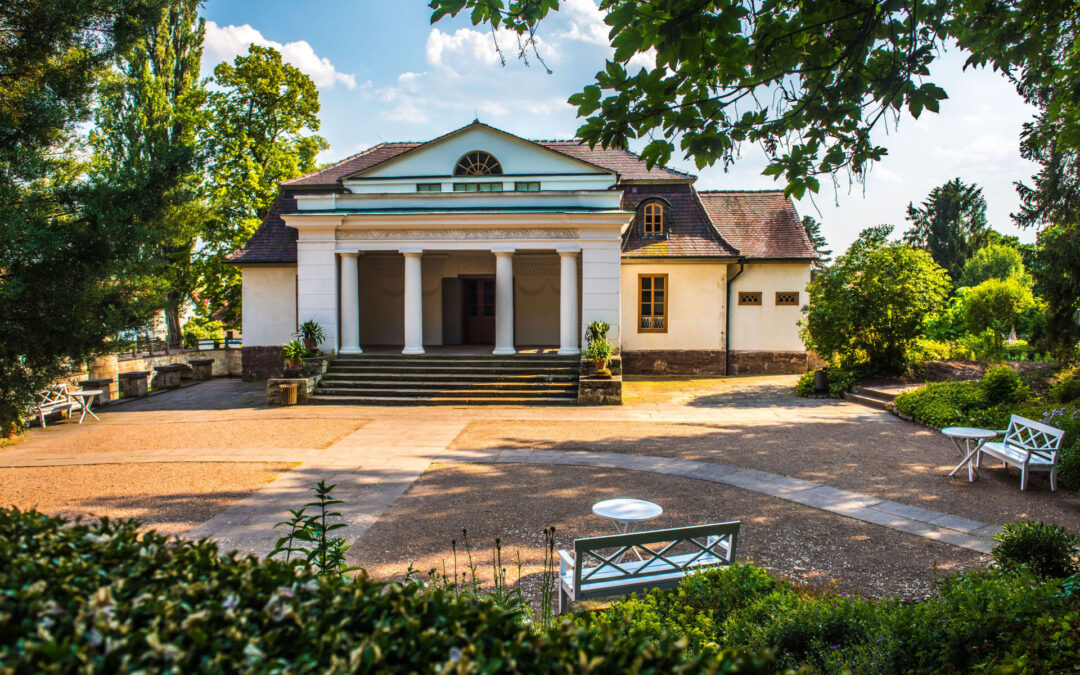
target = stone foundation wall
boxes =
[578,376,622,405]
[622,350,727,376]
[86,349,241,398]
[727,350,809,375]
[242,346,284,381]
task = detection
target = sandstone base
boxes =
[622,350,727,376]
[727,350,809,375]
[242,346,284,381]
[578,376,622,405]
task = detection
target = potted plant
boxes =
[297,319,325,352]
[583,320,614,375]
[281,339,310,376]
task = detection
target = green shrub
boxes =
[992,521,1080,579]
[592,560,1069,673]
[795,371,815,397]
[1057,443,1080,491]
[181,316,224,348]
[0,508,770,673]
[892,381,986,427]
[908,337,951,363]
[1050,363,1080,403]
[980,364,1027,405]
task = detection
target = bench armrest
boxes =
[557,549,575,574]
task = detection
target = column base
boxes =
[402,346,426,355]
[557,348,581,356]
[492,347,517,356]
[339,347,364,355]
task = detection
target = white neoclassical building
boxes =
[232,122,816,379]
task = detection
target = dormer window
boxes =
[454,151,502,176]
[642,201,665,236]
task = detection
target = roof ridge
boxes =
[280,144,387,186]
[697,188,786,194]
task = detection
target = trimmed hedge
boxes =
[0,509,772,673]
[582,562,1079,673]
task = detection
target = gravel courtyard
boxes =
[4,375,1077,600]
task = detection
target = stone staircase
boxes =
[843,384,922,410]
[310,353,581,405]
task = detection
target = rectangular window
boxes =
[453,182,504,192]
[638,274,668,333]
[416,183,442,192]
[738,291,762,306]
[775,291,799,306]
[514,181,541,192]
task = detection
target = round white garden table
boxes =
[943,426,998,482]
[592,498,663,561]
[69,389,103,424]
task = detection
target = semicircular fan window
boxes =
[454,151,503,176]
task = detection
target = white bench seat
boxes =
[34,385,83,429]
[558,521,739,613]
[977,415,1064,490]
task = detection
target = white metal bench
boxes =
[34,384,83,429]
[978,414,1065,490]
[558,521,740,614]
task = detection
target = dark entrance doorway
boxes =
[462,276,495,344]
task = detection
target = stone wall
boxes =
[88,349,241,398]
[242,346,284,380]
[727,350,809,375]
[622,350,727,376]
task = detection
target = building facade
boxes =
[231,122,816,379]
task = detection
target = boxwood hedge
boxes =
[0,508,771,673]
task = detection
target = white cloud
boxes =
[203,21,356,89]
[548,0,609,46]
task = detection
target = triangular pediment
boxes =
[344,122,614,180]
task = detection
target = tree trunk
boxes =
[164,299,182,349]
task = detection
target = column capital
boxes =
[338,250,361,258]
[399,247,424,257]
[556,245,581,255]
[491,246,516,256]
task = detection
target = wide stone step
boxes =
[843,391,891,410]
[309,394,578,406]
[326,365,579,375]
[319,379,578,391]
[322,371,578,382]
[333,357,579,365]
[317,386,574,398]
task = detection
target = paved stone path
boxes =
[3,377,1009,557]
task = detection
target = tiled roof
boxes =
[621,184,738,258]
[228,191,300,264]
[279,140,692,188]
[698,190,815,259]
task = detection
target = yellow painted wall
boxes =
[619,261,728,351]
[728,262,811,352]
[241,265,297,346]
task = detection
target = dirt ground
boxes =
[449,420,1080,532]
[350,462,986,602]
[0,462,293,535]
[8,418,368,454]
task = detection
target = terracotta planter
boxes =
[594,359,608,372]
[303,338,317,351]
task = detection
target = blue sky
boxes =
[201,0,1039,253]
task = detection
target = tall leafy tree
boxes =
[430,1,1079,198]
[198,45,329,326]
[902,178,989,281]
[801,215,832,274]
[92,0,207,345]
[0,0,170,429]
[801,225,951,372]
[959,243,1030,288]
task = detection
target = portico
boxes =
[330,241,589,356]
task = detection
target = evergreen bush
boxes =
[0,508,768,673]
[992,521,1080,579]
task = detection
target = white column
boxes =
[558,248,580,355]
[401,248,425,355]
[338,251,362,354]
[492,248,516,355]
